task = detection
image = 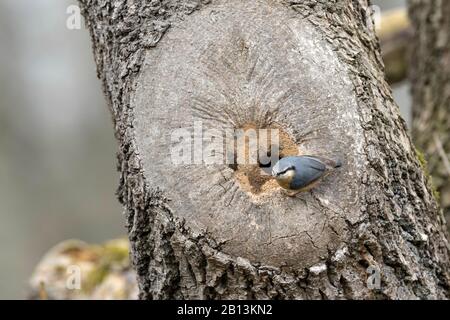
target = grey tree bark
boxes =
[409,0,450,234]
[80,0,450,299]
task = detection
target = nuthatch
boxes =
[272,155,342,196]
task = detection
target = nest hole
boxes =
[231,123,299,196]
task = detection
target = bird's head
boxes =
[272,158,296,189]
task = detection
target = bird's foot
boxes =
[285,190,300,197]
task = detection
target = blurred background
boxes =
[0,0,123,299]
[0,0,407,299]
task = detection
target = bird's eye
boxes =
[277,166,295,176]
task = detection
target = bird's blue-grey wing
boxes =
[290,157,326,189]
[302,155,341,169]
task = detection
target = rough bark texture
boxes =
[80,0,450,299]
[409,0,450,233]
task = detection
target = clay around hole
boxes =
[231,123,299,196]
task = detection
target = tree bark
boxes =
[80,0,450,299]
[409,0,450,234]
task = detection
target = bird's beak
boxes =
[271,164,279,177]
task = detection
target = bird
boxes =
[271,155,342,196]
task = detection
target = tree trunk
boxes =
[79,0,450,299]
[409,0,450,234]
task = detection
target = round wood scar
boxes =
[132,0,363,268]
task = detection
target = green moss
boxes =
[102,239,129,265]
[415,147,440,201]
[433,188,441,202]
[84,265,109,293]
[415,148,427,170]
[80,239,130,293]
